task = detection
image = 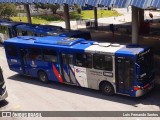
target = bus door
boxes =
[60,53,77,84]
[116,57,134,95]
[74,53,90,87]
[19,48,29,75]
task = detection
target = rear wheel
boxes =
[100,82,115,96]
[38,71,49,84]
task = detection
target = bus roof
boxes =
[16,24,63,32]
[4,36,94,52]
[58,30,90,37]
[4,36,147,55]
[37,25,63,31]
[16,24,54,35]
[115,44,149,56]
[16,24,90,38]
[0,21,25,28]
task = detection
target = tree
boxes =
[0,4,17,18]
[35,4,60,14]
[49,4,60,14]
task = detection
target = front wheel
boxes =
[38,71,49,84]
[100,82,115,96]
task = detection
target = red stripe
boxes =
[144,84,150,89]
[52,64,63,83]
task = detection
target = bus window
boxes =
[40,34,45,37]
[85,54,92,68]
[43,49,57,63]
[68,54,73,64]
[61,54,73,65]
[17,30,23,36]
[22,31,27,36]
[75,53,92,68]
[93,54,112,71]
[34,34,38,36]
[62,54,67,64]
[27,31,33,36]
[6,45,18,57]
[29,48,42,60]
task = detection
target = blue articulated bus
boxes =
[16,24,92,40]
[4,36,155,97]
[0,67,8,101]
[0,21,91,42]
[0,21,25,43]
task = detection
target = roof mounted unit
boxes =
[17,36,36,40]
[34,37,84,46]
[111,44,120,47]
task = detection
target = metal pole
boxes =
[139,8,144,25]
[63,4,71,30]
[94,7,98,29]
[132,6,139,44]
[24,4,32,24]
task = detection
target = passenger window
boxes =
[75,53,92,68]
[29,48,42,60]
[22,31,27,36]
[6,45,18,57]
[68,54,73,64]
[17,30,23,36]
[93,54,112,71]
[62,54,73,65]
[27,32,34,36]
[40,34,44,37]
[43,49,57,62]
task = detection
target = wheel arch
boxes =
[37,69,47,77]
[99,80,115,91]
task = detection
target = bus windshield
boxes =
[137,49,153,82]
[0,27,10,43]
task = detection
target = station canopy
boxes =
[0,0,160,9]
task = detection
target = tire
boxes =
[100,82,115,96]
[38,71,49,84]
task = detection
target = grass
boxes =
[72,10,121,20]
[11,10,121,24]
[11,15,63,24]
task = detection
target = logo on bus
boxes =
[76,69,79,73]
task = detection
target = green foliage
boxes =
[70,10,121,20]
[77,8,82,14]
[11,15,63,24]
[0,4,17,18]
[11,10,121,24]
[80,10,121,19]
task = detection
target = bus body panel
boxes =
[6,55,23,74]
[85,56,116,90]
[4,37,155,97]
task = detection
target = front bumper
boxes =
[135,81,154,97]
[0,89,8,101]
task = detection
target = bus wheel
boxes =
[38,71,49,84]
[100,82,114,96]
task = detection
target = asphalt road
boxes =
[0,44,160,120]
